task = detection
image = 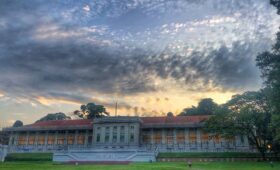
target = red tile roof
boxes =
[4,115,210,131]
[26,119,92,128]
[141,115,209,127]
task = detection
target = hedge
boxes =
[5,153,53,161]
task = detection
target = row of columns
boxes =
[9,130,93,147]
[146,128,248,146]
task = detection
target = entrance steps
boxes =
[53,148,157,163]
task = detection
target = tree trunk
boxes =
[260,150,266,161]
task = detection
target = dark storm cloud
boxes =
[0,0,278,102]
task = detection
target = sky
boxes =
[0,0,280,127]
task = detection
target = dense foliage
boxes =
[74,102,109,119]
[12,120,23,127]
[179,98,218,115]
[36,112,71,122]
[205,91,272,160]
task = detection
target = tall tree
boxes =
[256,0,280,150]
[36,112,71,122]
[12,120,23,127]
[74,103,109,119]
[205,91,272,160]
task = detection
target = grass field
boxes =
[158,152,262,158]
[0,162,279,170]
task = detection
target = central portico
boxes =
[92,117,141,147]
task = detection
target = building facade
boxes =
[3,116,251,153]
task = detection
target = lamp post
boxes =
[267,144,273,168]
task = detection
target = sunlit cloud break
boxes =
[0,0,279,125]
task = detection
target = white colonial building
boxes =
[3,116,251,162]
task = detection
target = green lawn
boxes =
[0,162,279,170]
[158,152,262,158]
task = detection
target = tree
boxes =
[256,0,280,153]
[179,98,218,115]
[197,98,218,115]
[74,103,109,119]
[270,0,280,14]
[36,112,71,122]
[12,120,23,127]
[167,112,174,117]
[180,106,198,115]
[205,91,272,160]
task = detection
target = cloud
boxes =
[0,0,279,124]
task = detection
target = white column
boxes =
[173,129,177,144]
[109,126,113,144]
[162,129,166,144]
[100,126,105,143]
[14,132,19,146]
[74,130,78,145]
[44,132,48,151]
[32,132,38,151]
[151,129,154,144]
[116,126,119,143]
[54,131,58,145]
[185,128,189,145]
[196,128,201,150]
[25,132,29,146]
[45,132,48,145]
[64,131,68,145]
[84,130,88,145]
[8,132,13,146]
[34,132,39,146]
[125,125,129,145]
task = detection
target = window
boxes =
[166,129,173,144]
[120,126,125,142]
[67,134,75,145]
[214,135,220,144]
[57,131,65,145]
[154,130,162,144]
[38,133,45,145]
[96,134,101,143]
[189,129,197,143]
[47,134,55,145]
[142,130,151,144]
[18,134,26,145]
[112,126,117,143]
[176,129,185,144]
[96,127,101,143]
[130,133,134,143]
[201,132,209,143]
[28,134,35,145]
[129,125,135,143]
[77,131,85,145]
[105,127,110,143]
[88,135,93,144]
